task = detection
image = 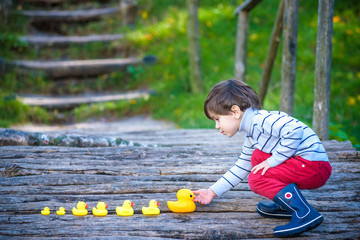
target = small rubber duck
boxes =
[116,200,134,216]
[92,201,108,217]
[41,207,50,215]
[142,200,160,215]
[72,201,88,216]
[167,189,196,213]
[56,207,66,215]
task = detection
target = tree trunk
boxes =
[313,0,334,140]
[187,0,203,94]
[258,0,285,105]
[280,0,298,115]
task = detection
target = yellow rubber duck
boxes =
[92,201,108,217]
[142,200,160,215]
[116,200,134,216]
[72,201,88,216]
[41,207,50,215]
[56,207,66,216]
[167,189,196,213]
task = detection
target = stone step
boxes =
[6,57,146,78]
[18,0,109,3]
[17,6,121,22]
[19,34,124,47]
[19,89,153,109]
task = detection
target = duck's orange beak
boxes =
[156,202,159,207]
[85,204,88,208]
[131,202,134,207]
[105,204,108,208]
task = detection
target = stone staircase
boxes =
[7,0,154,110]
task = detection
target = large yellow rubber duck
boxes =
[116,200,134,216]
[41,207,50,215]
[56,207,66,216]
[142,200,160,215]
[92,201,108,217]
[72,201,88,216]
[167,189,196,213]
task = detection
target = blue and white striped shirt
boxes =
[210,108,329,197]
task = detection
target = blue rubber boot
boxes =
[273,183,323,237]
[256,201,292,219]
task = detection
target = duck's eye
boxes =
[190,194,192,197]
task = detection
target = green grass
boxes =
[0,0,359,148]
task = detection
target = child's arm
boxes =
[194,136,255,202]
[193,189,217,205]
[209,136,255,197]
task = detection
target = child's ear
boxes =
[230,105,242,119]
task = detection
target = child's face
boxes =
[209,106,244,138]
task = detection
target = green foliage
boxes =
[73,96,150,122]
[0,34,28,51]
[0,93,51,127]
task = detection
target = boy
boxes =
[193,79,331,237]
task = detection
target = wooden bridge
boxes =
[0,129,359,239]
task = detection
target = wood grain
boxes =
[0,129,359,239]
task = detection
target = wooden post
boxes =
[258,0,285,105]
[0,0,12,25]
[187,0,203,94]
[234,11,249,82]
[313,0,334,140]
[120,0,137,26]
[280,0,298,115]
[234,0,262,82]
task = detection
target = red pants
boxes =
[248,149,332,200]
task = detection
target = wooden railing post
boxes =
[0,0,12,25]
[234,11,249,82]
[234,0,262,82]
[313,0,334,140]
[258,0,285,105]
[187,0,203,94]
[120,0,137,26]
[280,0,298,115]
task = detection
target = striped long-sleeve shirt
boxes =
[210,107,329,197]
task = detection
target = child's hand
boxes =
[251,160,271,175]
[193,189,216,205]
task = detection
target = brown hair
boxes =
[204,79,261,119]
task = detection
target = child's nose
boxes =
[215,122,220,129]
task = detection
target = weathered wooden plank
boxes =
[0,130,359,239]
[0,187,359,214]
[0,128,136,147]
[18,0,110,3]
[6,57,143,78]
[19,34,124,47]
[0,212,358,239]
[20,90,152,109]
[17,7,121,22]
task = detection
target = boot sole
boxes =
[274,215,323,237]
[256,206,292,219]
